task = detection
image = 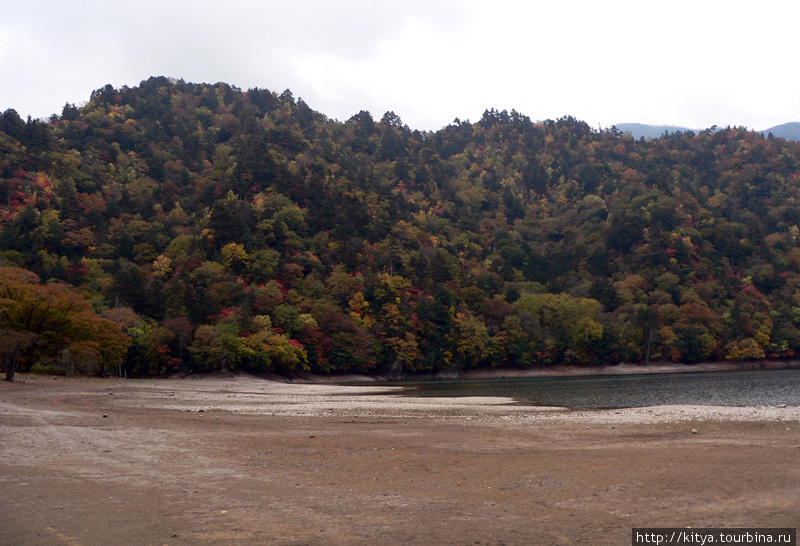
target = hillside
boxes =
[3,76,800,377]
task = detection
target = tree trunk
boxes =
[645,329,655,365]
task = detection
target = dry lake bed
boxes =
[2,374,799,545]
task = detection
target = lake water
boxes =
[378,368,800,409]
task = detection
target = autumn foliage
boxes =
[2,77,800,377]
[0,267,129,380]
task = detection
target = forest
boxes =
[3,76,800,380]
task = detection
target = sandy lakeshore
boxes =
[1,375,799,545]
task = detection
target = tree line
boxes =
[3,76,800,379]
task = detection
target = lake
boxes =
[378,368,800,409]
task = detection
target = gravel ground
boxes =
[1,374,799,545]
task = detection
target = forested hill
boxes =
[3,76,800,378]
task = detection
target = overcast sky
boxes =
[2,0,798,132]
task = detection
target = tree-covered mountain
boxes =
[4,76,800,378]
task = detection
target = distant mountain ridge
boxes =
[616,121,800,142]
[614,123,694,139]
[762,122,800,141]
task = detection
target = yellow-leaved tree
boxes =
[511,293,604,365]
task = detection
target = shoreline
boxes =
[10,358,799,387]
[5,373,799,424]
[461,358,800,379]
[288,358,800,383]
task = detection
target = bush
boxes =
[30,362,68,376]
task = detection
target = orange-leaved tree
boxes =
[0,267,129,380]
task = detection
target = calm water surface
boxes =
[375,369,800,409]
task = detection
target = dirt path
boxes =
[1,375,799,545]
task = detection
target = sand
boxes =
[1,374,799,545]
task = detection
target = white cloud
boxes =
[1,0,798,131]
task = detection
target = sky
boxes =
[2,0,799,133]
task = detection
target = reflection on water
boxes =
[381,368,800,409]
